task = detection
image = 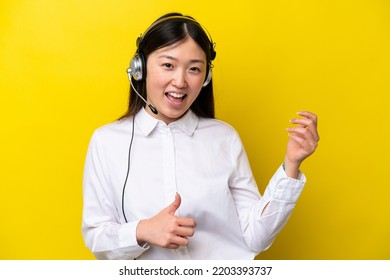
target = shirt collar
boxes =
[135,107,199,136]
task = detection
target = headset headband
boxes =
[136,15,216,61]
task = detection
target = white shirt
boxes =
[82,108,306,260]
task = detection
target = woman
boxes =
[82,12,319,260]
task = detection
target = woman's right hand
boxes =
[136,193,197,249]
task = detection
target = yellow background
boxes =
[1,0,389,260]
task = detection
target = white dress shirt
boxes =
[82,108,306,260]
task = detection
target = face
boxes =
[145,37,207,124]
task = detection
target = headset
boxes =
[127,15,217,87]
[122,15,217,223]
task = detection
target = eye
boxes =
[162,63,173,68]
[189,67,201,73]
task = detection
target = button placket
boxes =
[161,126,191,259]
[162,127,178,210]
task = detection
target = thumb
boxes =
[165,193,181,215]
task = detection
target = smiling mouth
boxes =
[166,92,187,101]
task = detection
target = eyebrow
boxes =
[157,55,205,64]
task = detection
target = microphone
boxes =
[127,69,158,115]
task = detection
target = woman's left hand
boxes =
[284,111,320,178]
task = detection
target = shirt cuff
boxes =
[118,220,150,252]
[269,165,306,203]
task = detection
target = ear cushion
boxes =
[129,53,146,81]
[203,68,212,87]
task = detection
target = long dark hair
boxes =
[120,12,216,119]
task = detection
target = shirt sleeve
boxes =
[228,131,306,253]
[81,131,149,259]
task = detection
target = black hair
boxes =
[120,12,216,119]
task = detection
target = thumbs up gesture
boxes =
[136,193,197,249]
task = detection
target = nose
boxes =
[172,70,187,88]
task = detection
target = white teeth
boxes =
[167,92,185,98]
